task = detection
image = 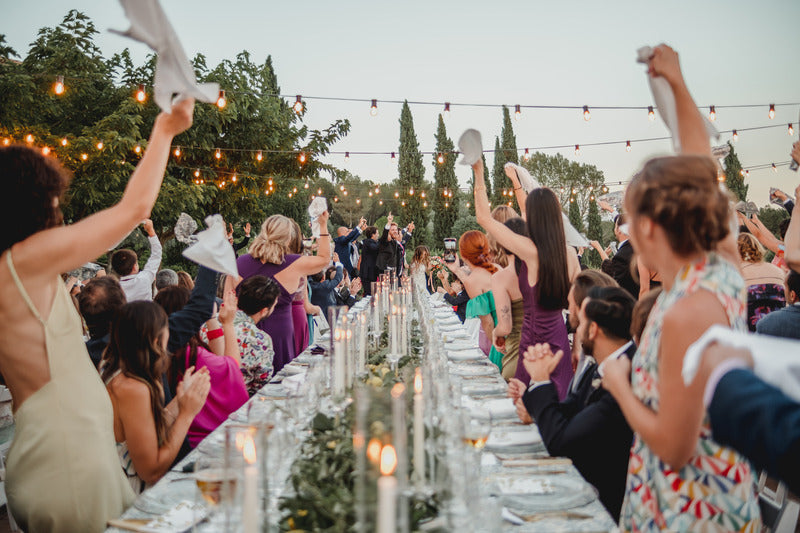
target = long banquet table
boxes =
[107,295,618,532]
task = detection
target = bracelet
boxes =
[207,328,224,340]
[513,187,522,191]
[319,233,330,237]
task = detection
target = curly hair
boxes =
[458,230,498,274]
[248,215,295,264]
[737,232,764,263]
[489,205,517,267]
[0,145,71,254]
[625,155,730,256]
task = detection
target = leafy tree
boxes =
[432,115,458,243]
[521,151,605,214]
[723,142,748,202]
[396,101,430,246]
[451,215,482,240]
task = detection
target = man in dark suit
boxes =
[359,226,380,296]
[756,269,800,340]
[696,343,800,495]
[590,214,639,299]
[520,286,636,521]
[333,218,366,278]
[376,213,413,275]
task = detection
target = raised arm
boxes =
[14,99,195,277]
[473,160,538,264]
[505,165,527,219]
[139,219,163,281]
[282,211,332,279]
[786,184,800,271]
[166,265,217,354]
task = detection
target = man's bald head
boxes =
[337,226,348,237]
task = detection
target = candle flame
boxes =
[242,434,257,465]
[391,382,405,399]
[380,445,397,476]
[367,438,382,465]
[414,368,422,394]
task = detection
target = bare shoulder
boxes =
[662,290,728,334]
[108,374,151,404]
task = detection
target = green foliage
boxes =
[568,198,584,233]
[451,215,482,238]
[757,206,790,239]
[724,142,748,202]
[432,115,458,243]
[396,101,430,247]
[584,198,604,268]
[520,151,605,215]
[490,137,506,207]
[500,105,519,166]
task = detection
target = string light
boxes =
[171,146,180,157]
[466,202,470,208]
[420,191,426,198]
[54,75,65,95]
[789,123,794,136]
[81,153,88,161]
[256,150,263,161]
[344,152,350,161]
[445,202,449,208]
[370,99,378,116]
[574,144,580,156]
[394,191,399,198]
[96,141,103,150]
[625,140,631,152]
[732,129,738,142]
[304,181,309,189]
[216,90,227,109]
[215,149,222,159]
[340,185,345,191]
[317,188,322,195]
[41,146,50,156]
[194,169,200,177]
[375,186,380,194]
[409,188,414,195]
[134,144,141,154]
[514,104,521,121]
[423,201,428,207]
[648,106,655,121]
[708,105,716,121]
[769,104,775,120]
[401,200,405,206]
[136,84,146,103]
[25,134,33,143]
[368,191,373,197]
[298,152,307,164]
[391,152,395,159]
[379,200,384,205]
[583,105,591,121]
[232,174,237,182]
[437,153,444,165]
[60,137,68,146]
[293,95,304,114]
[523,148,530,161]
[443,102,450,118]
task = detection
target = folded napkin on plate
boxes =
[282,372,306,392]
[494,477,553,495]
[446,340,478,351]
[448,349,484,362]
[486,426,543,449]
[438,323,464,333]
[463,396,518,419]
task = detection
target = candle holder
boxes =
[223,423,270,533]
[328,306,350,401]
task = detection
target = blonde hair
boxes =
[249,215,296,264]
[737,232,764,263]
[489,205,517,267]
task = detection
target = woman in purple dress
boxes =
[473,161,579,400]
[237,212,331,374]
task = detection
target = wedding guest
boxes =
[487,204,517,267]
[228,222,252,254]
[377,213,412,275]
[101,301,210,493]
[601,44,760,532]
[437,273,468,323]
[155,269,179,292]
[590,214,639,299]
[334,218,365,278]
[176,271,194,291]
[359,226,380,296]
[111,219,162,302]
[309,257,344,321]
[78,276,127,368]
[334,271,362,309]
[474,160,576,399]
[0,97,193,532]
[738,232,785,330]
[756,269,800,340]
[237,212,332,373]
[630,288,661,346]
[287,219,313,356]
[232,276,280,395]
[521,286,636,521]
[409,245,434,293]
[786,182,800,272]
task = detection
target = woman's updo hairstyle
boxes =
[489,205,517,268]
[625,155,730,256]
[737,232,764,263]
[458,230,498,274]
[248,215,296,264]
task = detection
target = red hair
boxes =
[458,230,498,273]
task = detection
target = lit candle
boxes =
[413,369,425,488]
[377,445,398,533]
[242,434,258,533]
[333,327,346,396]
[390,304,400,359]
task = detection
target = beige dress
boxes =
[4,251,134,532]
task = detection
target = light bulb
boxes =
[134,145,141,154]
[136,84,146,103]
[369,191,373,197]
[708,105,716,121]
[356,198,360,204]
[268,178,273,185]
[379,200,384,205]
[437,153,444,165]
[423,201,427,207]
[54,76,65,95]
[298,152,306,164]
[769,104,775,120]
[317,188,322,195]
[375,186,380,194]
[340,184,345,191]
[215,149,222,159]
[772,163,778,172]
[344,152,350,161]
[26,134,34,143]
[293,187,297,193]
[625,140,631,152]
[514,104,521,121]
[789,123,794,136]
[334,197,339,202]
[391,152,396,159]
[732,130,738,142]
[256,150,263,161]
[523,148,530,161]
[289,193,293,198]
[583,105,591,121]
[409,188,414,195]
[41,146,50,156]
[466,202,470,208]
[648,106,655,121]
[293,95,304,114]
[343,190,348,196]
[420,191,426,198]
[217,90,226,109]
[81,153,88,161]
[2,138,9,146]
[370,99,378,116]
[304,182,309,189]
[445,202,449,208]
[96,142,103,150]
[60,138,68,146]
[443,102,450,118]
[394,191,399,198]
[401,201,405,206]
[194,169,200,177]
[232,174,237,182]
[574,144,580,156]
[745,170,750,178]
[174,147,181,157]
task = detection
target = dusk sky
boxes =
[5,0,800,204]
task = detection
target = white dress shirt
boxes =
[120,235,162,302]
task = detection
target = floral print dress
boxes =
[621,253,761,532]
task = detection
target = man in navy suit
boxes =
[756,269,800,340]
[333,217,366,278]
[520,286,636,521]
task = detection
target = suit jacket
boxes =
[522,343,636,521]
[360,238,380,293]
[709,368,800,495]
[333,227,361,277]
[309,265,344,321]
[601,240,639,299]
[443,290,469,323]
[376,227,401,273]
[755,303,800,340]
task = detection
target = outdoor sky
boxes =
[4,0,800,204]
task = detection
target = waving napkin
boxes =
[636,46,719,152]
[111,0,220,112]
[308,196,328,238]
[458,129,483,166]
[682,324,800,403]
[505,162,589,247]
[182,215,238,277]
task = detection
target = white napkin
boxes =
[446,340,478,351]
[182,215,239,277]
[282,372,307,392]
[636,46,719,152]
[682,324,800,403]
[308,196,328,238]
[111,0,220,112]
[505,162,589,248]
[174,212,198,244]
[447,349,484,362]
[494,476,552,495]
[463,396,518,419]
[486,426,544,449]
[458,129,483,166]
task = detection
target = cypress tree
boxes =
[585,197,603,267]
[491,137,506,207]
[568,197,584,233]
[433,115,459,243]
[501,105,519,166]
[397,101,429,246]
[724,142,748,202]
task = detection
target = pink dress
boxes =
[292,276,310,356]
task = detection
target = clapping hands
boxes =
[176,366,211,417]
[522,343,564,383]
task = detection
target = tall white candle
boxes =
[242,435,258,533]
[358,312,367,373]
[377,445,398,533]
[390,305,399,359]
[400,305,408,357]
[333,327,346,396]
[412,369,425,488]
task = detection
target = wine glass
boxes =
[193,455,232,529]
[462,407,492,451]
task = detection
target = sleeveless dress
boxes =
[237,253,301,374]
[621,253,761,532]
[103,370,147,495]
[465,291,497,360]
[291,276,310,356]
[500,298,524,381]
[4,251,134,532]
[514,261,572,400]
